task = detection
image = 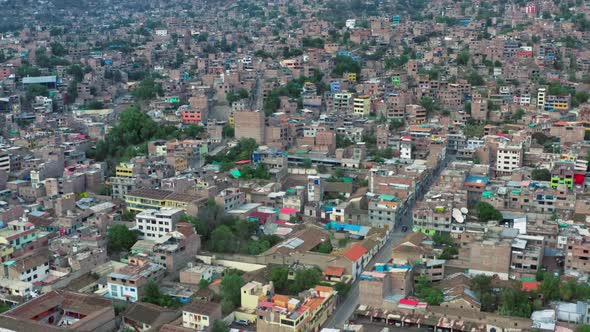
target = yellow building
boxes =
[228,112,235,128]
[115,162,135,178]
[353,95,371,117]
[345,72,357,82]
[241,281,273,311]
[124,188,199,212]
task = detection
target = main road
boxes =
[322,155,450,329]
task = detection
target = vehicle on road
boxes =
[401,226,408,232]
[236,319,250,326]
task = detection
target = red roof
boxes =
[399,299,419,306]
[521,281,540,292]
[343,243,367,262]
[324,266,345,277]
[235,160,251,165]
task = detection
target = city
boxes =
[0,0,589,331]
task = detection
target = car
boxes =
[401,226,408,232]
[235,319,250,326]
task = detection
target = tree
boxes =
[212,320,229,332]
[223,125,235,138]
[302,158,312,169]
[290,267,322,294]
[198,278,210,290]
[511,108,525,121]
[420,96,435,115]
[498,287,532,318]
[26,84,48,101]
[467,71,485,86]
[531,168,551,181]
[50,42,67,56]
[107,224,138,253]
[432,232,454,246]
[270,267,290,293]
[471,275,495,311]
[314,241,333,254]
[389,118,404,130]
[209,225,238,253]
[220,273,244,312]
[132,76,164,101]
[457,50,470,65]
[537,272,560,303]
[121,208,136,221]
[576,326,590,332]
[67,64,85,82]
[474,201,503,222]
[336,134,353,148]
[67,81,78,104]
[415,275,443,305]
[99,185,112,196]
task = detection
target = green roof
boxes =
[378,194,396,201]
[482,191,492,198]
[230,169,241,178]
[342,177,353,183]
[512,189,521,195]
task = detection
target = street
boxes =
[323,156,449,329]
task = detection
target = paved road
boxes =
[323,155,450,329]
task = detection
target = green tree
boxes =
[467,71,485,86]
[457,50,470,65]
[270,266,290,293]
[222,125,235,138]
[302,158,312,169]
[220,273,244,312]
[531,168,551,181]
[107,224,138,253]
[26,84,48,101]
[209,225,238,252]
[50,42,67,56]
[314,241,333,254]
[420,96,435,115]
[198,278,210,290]
[415,275,444,305]
[576,326,590,332]
[336,134,353,148]
[538,272,560,303]
[432,232,454,246]
[498,287,532,318]
[389,118,404,130]
[212,320,229,332]
[99,185,112,196]
[511,108,525,121]
[474,201,503,222]
[132,76,164,101]
[67,64,85,82]
[290,267,322,294]
[121,208,136,221]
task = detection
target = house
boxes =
[182,300,222,331]
[343,243,368,280]
[106,257,165,302]
[0,290,116,332]
[122,302,180,332]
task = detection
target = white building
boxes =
[0,152,9,171]
[135,208,183,239]
[400,136,412,160]
[155,29,168,36]
[537,88,546,109]
[496,143,523,174]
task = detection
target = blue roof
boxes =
[465,175,489,184]
[22,76,57,84]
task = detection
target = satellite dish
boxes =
[452,208,463,220]
[452,208,464,223]
[461,207,468,215]
[456,214,464,223]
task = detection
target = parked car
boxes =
[236,319,250,326]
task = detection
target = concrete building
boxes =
[368,194,400,228]
[565,237,590,274]
[182,300,222,330]
[353,95,371,117]
[215,188,245,212]
[106,257,165,302]
[510,234,545,279]
[496,143,523,176]
[135,208,183,239]
[235,110,265,144]
[0,290,116,332]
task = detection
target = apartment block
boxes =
[107,257,165,302]
[353,95,371,117]
[135,208,183,239]
[235,110,265,144]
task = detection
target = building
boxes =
[181,108,207,125]
[565,237,590,274]
[241,281,274,311]
[3,252,50,283]
[353,95,371,117]
[307,176,324,203]
[122,302,180,332]
[115,162,137,178]
[215,188,245,212]
[496,143,523,176]
[0,290,116,332]
[0,153,10,172]
[135,208,183,239]
[124,188,203,212]
[368,194,400,228]
[182,300,222,330]
[510,235,545,279]
[256,286,336,332]
[106,257,166,302]
[235,110,265,144]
